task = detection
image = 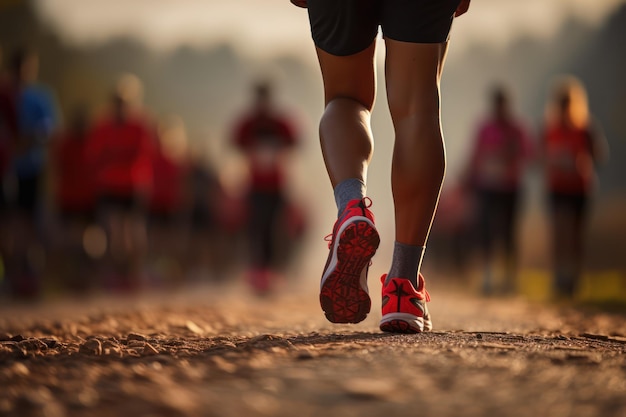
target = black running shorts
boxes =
[308,0,462,56]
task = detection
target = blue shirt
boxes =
[13,84,58,178]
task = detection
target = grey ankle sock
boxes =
[333,178,366,216]
[387,242,426,288]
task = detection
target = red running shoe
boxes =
[379,273,432,333]
[320,198,380,324]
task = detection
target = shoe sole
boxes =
[379,311,433,334]
[320,218,379,324]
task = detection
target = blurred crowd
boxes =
[0,44,611,302]
[432,80,609,299]
[0,47,307,300]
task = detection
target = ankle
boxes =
[387,242,426,287]
[334,178,366,216]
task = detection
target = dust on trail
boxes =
[1,282,625,417]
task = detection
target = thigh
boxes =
[308,0,379,109]
[384,39,448,122]
[315,44,378,110]
[383,0,459,121]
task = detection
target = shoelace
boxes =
[361,196,373,209]
[323,233,333,249]
[323,197,373,249]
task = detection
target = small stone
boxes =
[79,339,102,356]
[221,341,238,349]
[476,333,483,340]
[42,338,59,348]
[18,338,48,352]
[101,340,119,348]
[102,341,122,357]
[65,343,81,354]
[128,341,146,349]
[10,335,25,342]
[127,333,147,342]
[250,334,281,343]
[6,342,26,358]
[185,321,204,335]
[142,343,159,356]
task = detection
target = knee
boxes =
[393,110,443,144]
[324,96,373,114]
[388,81,440,119]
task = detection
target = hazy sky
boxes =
[35,0,625,61]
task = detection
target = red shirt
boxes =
[149,147,188,215]
[544,125,594,195]
[87,115,154,198]
[53,131,95,212]
[233,111,297,192]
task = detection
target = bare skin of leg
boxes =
[385,39,450,246]
[316,38,449,245]
[315,42,377,188]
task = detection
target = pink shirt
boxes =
[468,118,534,192]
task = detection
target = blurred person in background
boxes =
[3,47,59,298]
[186,146,234,282]
[464,85,534,295]
[0,45,16,216]
[426,180,476,281]
[0,44,18,289]
[231,80,299,295]
[50,103,95,293]
[147,114,190,288]
[542,75,609,299]
[87,74,154,292]
[297,0,470,332]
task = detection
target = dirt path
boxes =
[1,282,625,417]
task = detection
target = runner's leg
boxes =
[384,40,449,285]
[315,42,377,189]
